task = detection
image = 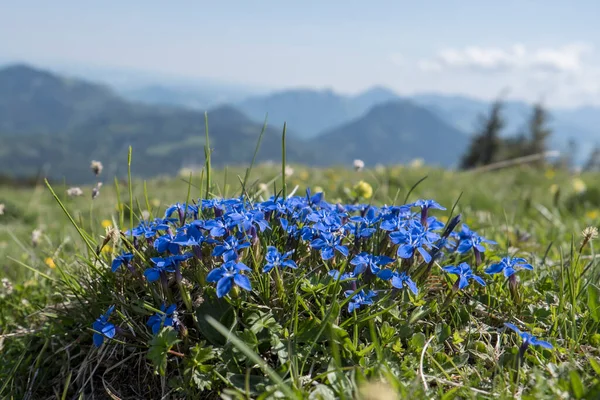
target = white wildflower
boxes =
[31,228,43,247]
[284,166,294,177]
[353,159,365,171]
[66,187,83,197]
[0,203,4,215]
[141,210,151,221]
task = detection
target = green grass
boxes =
[1,163,600,399]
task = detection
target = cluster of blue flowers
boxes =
[91,189,552,353]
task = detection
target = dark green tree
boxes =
[525,103,552,165]
[460,99,505,169]
[584,144,600,172]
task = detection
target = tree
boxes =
[584,145,600,172]
[460,99,505,169]
[525,103,552,166]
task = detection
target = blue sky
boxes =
[1,0,599,106]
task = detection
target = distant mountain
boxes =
[311,100,468,167]
[122,83,258,111]
[0,65,310,182]
[237,87,400,138]
[0,64,121,134]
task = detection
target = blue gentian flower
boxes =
[206,261,252,297]
[412,199,445,212]
[350,252,394,277]
[456,224,496,254]
[111,252,134,273]
[328,270,357,281]
[349,207,380,238]
[443,262,486,289]
[204,219,228,238]
[485,257,533,277]
[92,305,116,347]
[154,234,181,254]
[145,254,192,282]
[147,304,177,334]
[212,235,250,262]
[263,246,298,273]
[504,323,553,352]
[391,272,419,295]
[389,222,436,263]
[310,232,349,261]
[345,290,377,313]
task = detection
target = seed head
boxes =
[67,187,83,197]
[284,166,294,177]
[92,182,103,199]
[582,226,598,241]
[1,278,13,295]
[31,228,42,247]
[90,160,104,176]
[353,159,365,172]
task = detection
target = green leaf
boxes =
[587,285,600,323]
[309,384,336,400]
[147,327,181,376]
[590,357,600,377]
[184,342,216,391]
[410,332,426,351]
[570,370,585,399]
[196,297,235,345]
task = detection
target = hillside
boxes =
[0,64,121,134]
[237,87,399,138]
[312,100,468,167]
[0,65,311,182]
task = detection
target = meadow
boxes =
[1,160,600,399]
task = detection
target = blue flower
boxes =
[111,252,134,273]
[390,272,419,295]
[147,304,177,334]
[145,254,192,282]
[349,207,380,238]
[92,305,116,347]
[263,246,298,273]
[345,290,377,313]
[350,252,394,277]
[328,270,357,281]
[389,221,437,263]
[154,234,181,254]
[310,232,349,261]
[504,323,553,351]
[212,235,250,262]
[411,199,446,212]
[456,224,496,254]
[204,218,228,238]
[206,261,252,298]
[443,262,486,289]
[485,257,533,278]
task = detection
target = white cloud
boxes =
[418,43,592,73]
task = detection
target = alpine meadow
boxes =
[3,3,600,398]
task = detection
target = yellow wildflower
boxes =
[299,170,309,181]
[353,180,373,200]
[101,219,112,229]
[545,169,556,179]
[45,257,56,269]
[549,184,559,195]
[572,178,587,194]
[101,245,113,254]
[313,186,324,194]
[151,198,161,208]
[586,210,600,220]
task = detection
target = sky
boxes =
[1,0,600,107]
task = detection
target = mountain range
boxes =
[0,63,598,183]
